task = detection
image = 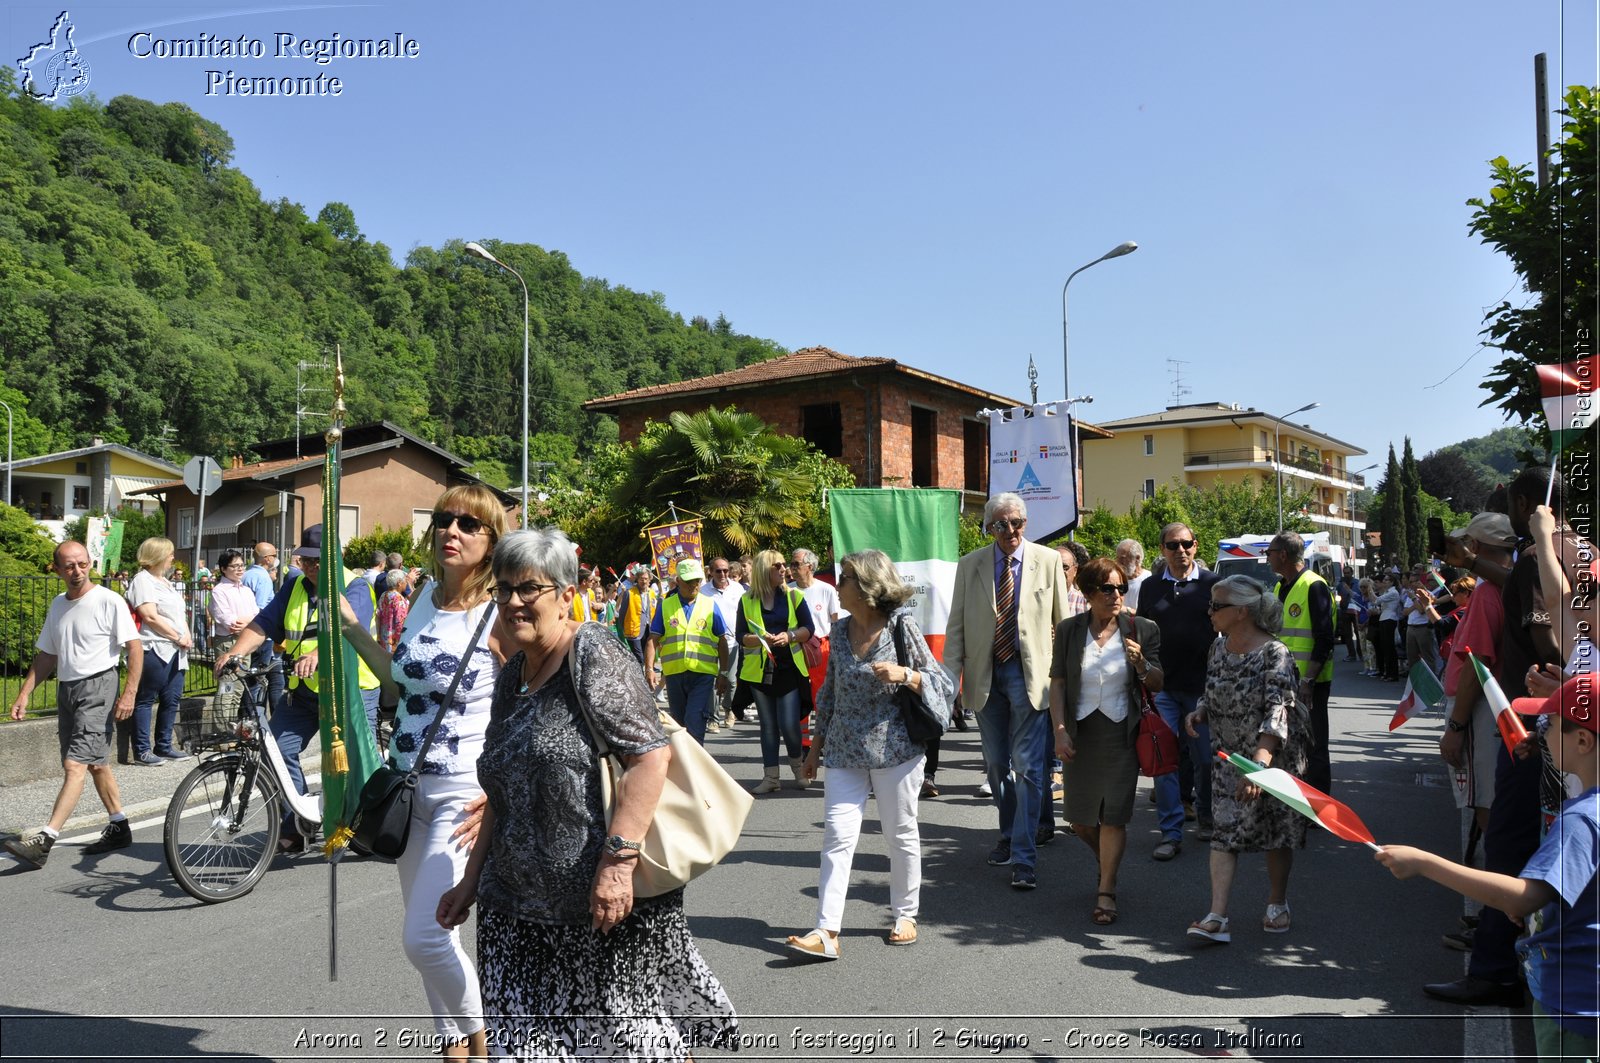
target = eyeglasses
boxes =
[710,567,730,574]
[1164,539,1196,551]
[432,510,486,536]
[1096,584,1127,596]
[1207,601,1238,613]
[990,519,1027,532]
[838,572,859,585]
[493,580,558,604]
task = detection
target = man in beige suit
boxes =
[944,492,1069,889]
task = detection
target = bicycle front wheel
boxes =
[164,755,282,903]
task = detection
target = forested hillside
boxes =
[0,75,785,478]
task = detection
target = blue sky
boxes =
[6,1,1596,463]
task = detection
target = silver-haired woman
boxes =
[785,549,953,959]
[1182,575,1311,945]
[438,527,738,1060]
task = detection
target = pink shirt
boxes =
[1442,581,1504,697]
[209,579,259,637]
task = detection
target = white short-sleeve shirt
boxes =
[37,585,138,681]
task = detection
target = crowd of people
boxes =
[2,467,1594,1062]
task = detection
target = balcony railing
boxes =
[1183,449,1364,486]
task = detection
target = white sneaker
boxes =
[978,780,993,798]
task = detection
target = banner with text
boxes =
[646,520,703,580]
[986,403,1078,538]
[829,488,960,660]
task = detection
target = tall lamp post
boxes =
[1274,401,1322,532]
[1061,241,1137,527]
[464,241,530,529]
[0,399,11,508]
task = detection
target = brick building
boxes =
[586,346,1106,505]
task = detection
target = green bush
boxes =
[340,524,430,572]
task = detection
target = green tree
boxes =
[1376,445,1408,569]
[1467,85,1599,452]
[0,502,59,571]
[1401,437,1425,569]
[1417,447,1492,513]
[1074,506,1141,562]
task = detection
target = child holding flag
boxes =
[1377,674,1598,1062]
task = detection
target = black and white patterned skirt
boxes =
[478,895,739,1061]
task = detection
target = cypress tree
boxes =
[1400,438,1425,569]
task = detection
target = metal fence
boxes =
[0,575,219,717]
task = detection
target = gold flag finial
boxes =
[326,344,346,444]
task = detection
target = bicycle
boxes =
[163,659,322,903]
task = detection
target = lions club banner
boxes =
[829,489,959,660]
[986,403,1079,538]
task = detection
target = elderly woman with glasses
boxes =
[1181,575,1310,945]
[437,527,739,1061]
[1049,557,1163,925]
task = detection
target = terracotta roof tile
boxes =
[586,347,894,406]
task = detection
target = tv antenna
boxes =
[1167,358,1192,406]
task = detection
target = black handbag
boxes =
[891,614,945,745]
[351,603,496,860]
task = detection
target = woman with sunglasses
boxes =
[1048,556,1163,925]
[340,486,507,1062]
[1181,575,1310,945]
[739,550,816,793]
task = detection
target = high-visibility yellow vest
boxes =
[738,590,809,684]
[1276,569,1334,683]
[659,592,721,676]
[619,583,651,639]
[281,570,381,692]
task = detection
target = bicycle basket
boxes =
[177,694,237,751]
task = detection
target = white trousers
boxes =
[396,771,485,1041]
[815,755,924,932]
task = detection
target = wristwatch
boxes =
[604,834,643,858]
[1446,719,1469,733]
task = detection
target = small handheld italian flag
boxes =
[1221,751,1378,849]
[1537,355,1599,452]
[1466,649,1529,755]
[1390,661,1444,731]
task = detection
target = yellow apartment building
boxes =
[1080,402,1369,554]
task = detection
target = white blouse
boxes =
[1075,626,1130,723]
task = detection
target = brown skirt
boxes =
[1062,710,1139,826]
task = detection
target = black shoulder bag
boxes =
[891,614,945,745]
[351,603,496,860]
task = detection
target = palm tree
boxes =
[611,407,819,557]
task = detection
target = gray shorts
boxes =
[57,667,119,766]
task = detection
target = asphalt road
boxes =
[0,660,1530,1062]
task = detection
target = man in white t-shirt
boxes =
[790,548,842,706]
[5,541,144,870]
[706,557,746,727]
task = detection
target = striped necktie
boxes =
[994,557,1017,663]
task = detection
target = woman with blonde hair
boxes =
[341,484,508,1061]
[737,549,815,793]
[123,536,193,765]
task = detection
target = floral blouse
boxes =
[815,611,954,770]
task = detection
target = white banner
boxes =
[986,402,1079,538]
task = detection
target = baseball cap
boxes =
[675,559,704,582]
[1509,673,1598,734]
[291,524,324,559]
[1450,512,1515,549]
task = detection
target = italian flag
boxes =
[1537,354,1599,451]
[1221,751,1377,846]
[829,488,960,661]
[1466,650,1529,755]
[1390,661,1444,731]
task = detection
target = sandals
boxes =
[1092,892,1118,926]
[1187,913,1231,944]
[785,929,840,961]
[1263,903,1292,934]
[887,917,918,946]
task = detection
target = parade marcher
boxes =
[1183,575,1311,945]
[1135,522,1221,855]
[944,493,1068,890]
[1050,557,1164,924]
[437,528,740,1060]
[1116,538,1152,609]
[340,487,506,1063]
[706,557,746,730]
[615,563,655,667]
[1267,531,1337,795]
[786,549,952,957]
[213,524,383,849]
[377,569,411,653]
[738,550,815,792]
[643,559,731,744]
[5,542,144,867]
[124,536,193,764]
[242,540,286,715]
[791,547,842,707]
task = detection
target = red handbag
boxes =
[1121,615,1178,777]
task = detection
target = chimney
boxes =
[91,436,104,446]
[231,455,244,470]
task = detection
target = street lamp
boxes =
[1061,240,1137,533]
[464,242,530,529]
[1275,401,1322,532]
[0,399,11,508]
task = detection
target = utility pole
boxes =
[295,359,332,459]
[1534,53,1550,188]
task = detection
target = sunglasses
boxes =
[1164,539,1196,550]
[710,567,730,574]
[990,518,1027,531]
[432,510,486,535]
[1096,584,1127,596]
[493,580,558,604]
[1207,601,1237,613]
